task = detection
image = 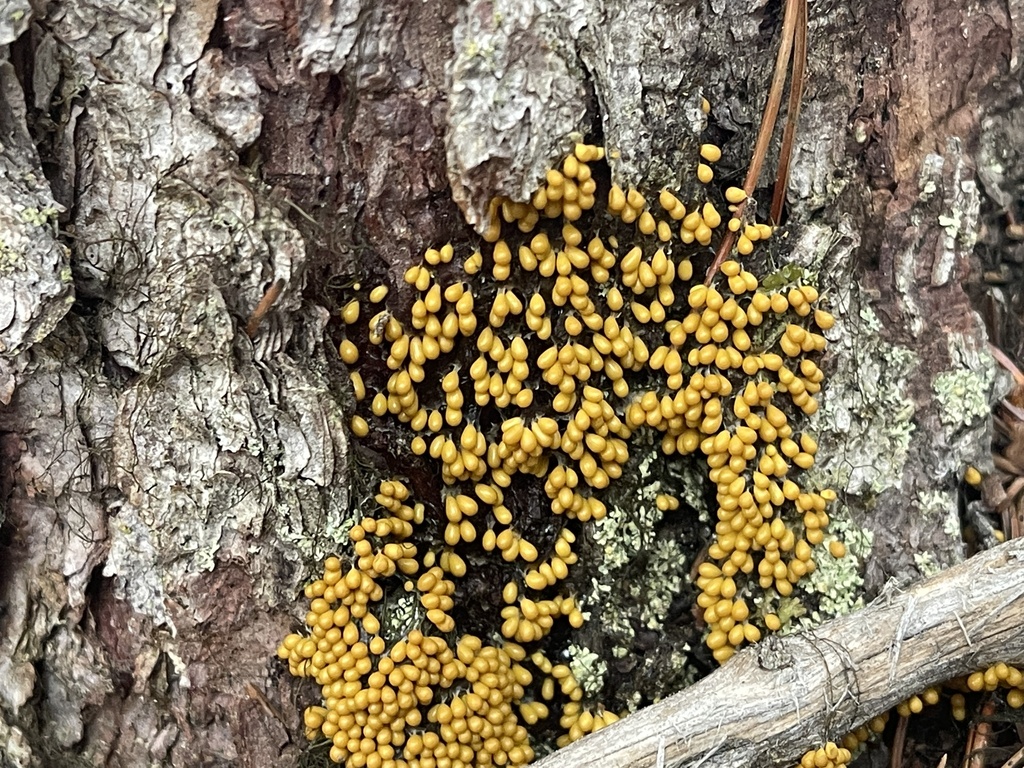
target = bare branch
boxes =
[535,539,1024,768]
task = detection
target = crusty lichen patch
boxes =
[798,509,873,624]
[933,332,998,430]
[0,184,72,355]
[567,643,607,697]
[818,300,918,495]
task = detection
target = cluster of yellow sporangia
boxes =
[279,480,538,768]
[282,98,844,765]
[792,662,1024,767]
[791,713,887,768]
[899,662,1024,726]
[962,661,1024,710]
[796,742,853,768]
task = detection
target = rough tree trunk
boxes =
[0,0,1020,767]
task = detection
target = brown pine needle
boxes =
[890,714,909,768]
[990,343,1024,386]
[770,0,807,224]
[706,0,807,284]
[965,697,998,768]
[246,278,286,338]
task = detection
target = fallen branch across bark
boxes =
[535,538,1024,768]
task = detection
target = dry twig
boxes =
[999,744,1024,768]
[534,539,1024,768]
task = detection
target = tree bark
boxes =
[0,0,1021,767]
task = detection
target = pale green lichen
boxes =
[0,237,23,272]
[937,213,961,242]
[598,529,689,657]
[103,506,171,628]
[858,302,882,332]
[623,690,644,714]
[381,588,421,639]
[818,301,918,495]
[590,452,663,571]
[586,554,637,655]
[666,648,696,685]
[941,334,1009,475]
[919,155,941,200]
[585,449,692,671]
[933,369,991,428]
[566,644,607,697]
[637,538,687,630]
[913,551,942,578]
[1,201,58,276]
[933,332,998,432]
[915,489,961,539]
[936,147,980,285]
[772,596,807,628]
[759,263,816,292]
[798,510,873,625]
[279,500,358,562]
[19,206,59,227]
[758,503,873,634]
[609,638,632,659]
